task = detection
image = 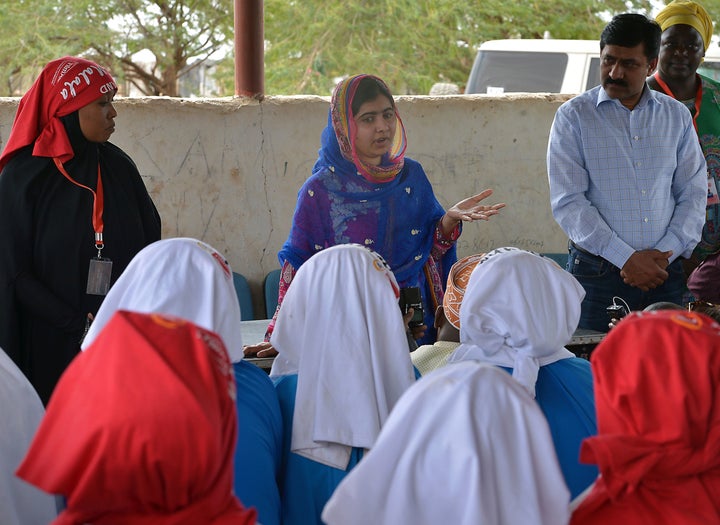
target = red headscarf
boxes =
[0,56,117,171]
[571,310,720,524]
[16,310,257,525]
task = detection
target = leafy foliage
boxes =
[0,1,101,95]
[262,0,657,95]
[82,0,234,96]
[0,0,233,96]
[4,1,720,96]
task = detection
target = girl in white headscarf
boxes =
[448,247,598,498]
[322,361,571,525]
[80,237,282,525]
[269,243,417,525]
[0,347,58,525]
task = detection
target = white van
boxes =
[465,39,720,95]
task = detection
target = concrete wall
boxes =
[0,93,573,317]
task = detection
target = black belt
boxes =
[568,240,601,258]
[568,240,623,271]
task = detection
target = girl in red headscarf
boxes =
[16,310,257,525]
[571,310,720,524]
[0,57,161,404]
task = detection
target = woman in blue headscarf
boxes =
[246,74,505,356]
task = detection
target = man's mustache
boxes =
[603,78,628,87]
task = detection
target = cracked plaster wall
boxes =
[0,93,572,317]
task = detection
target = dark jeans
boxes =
[567,243,686,332]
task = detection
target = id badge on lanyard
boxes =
[54,159,113,295]
[87,256,113,295]
[707,170,720,206]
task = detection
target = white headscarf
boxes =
[448,247,584,397]
[269,244,416,470]
[81,238,245,362]
[322,361,571,525]
[0,348,58,525]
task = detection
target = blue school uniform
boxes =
[233,361,283,525]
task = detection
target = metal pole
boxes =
[234,0,264,98]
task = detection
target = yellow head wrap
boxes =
[655,1,714,51]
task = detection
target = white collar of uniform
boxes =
[448,248,583,397]
[81,238,245,362]
[269,244,416,469]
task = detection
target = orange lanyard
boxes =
[53,158,105,255]
[653,72,702,133]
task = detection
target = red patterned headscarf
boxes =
[571,310,720,524]
[16,310,257,525]
[0,56,117,171]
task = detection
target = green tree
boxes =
[4,1,720,97]
[0,1,102,95]
[261,0,661,95]
[0,0,233,96]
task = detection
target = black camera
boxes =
[399,287,424,327]
[606,304,629,322]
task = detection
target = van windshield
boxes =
[699,62,720,82]
[586,57,601,91]
[466,50,568,94]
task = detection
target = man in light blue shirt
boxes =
[548,13,707,332]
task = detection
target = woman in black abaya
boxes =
[0,57,161,404]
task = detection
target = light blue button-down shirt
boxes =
[548,84,707,269]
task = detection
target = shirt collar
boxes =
[596,82,658,110]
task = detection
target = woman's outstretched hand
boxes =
[243,341,279,358]
[442,189,506,234]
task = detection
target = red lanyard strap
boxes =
[53,158,105,252]
[653,72,703,133]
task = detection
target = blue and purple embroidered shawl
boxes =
[279,113,454,289]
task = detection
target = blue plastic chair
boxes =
[233,272,255,321]
[263,269,281,319]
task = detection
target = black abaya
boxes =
[0,112,161,403]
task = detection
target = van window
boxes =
[466,51,567,94]
[699,62,720,82]
[586,57,601,91]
